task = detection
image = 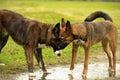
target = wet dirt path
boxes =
[0,62,120,80]
[15,63,120,80]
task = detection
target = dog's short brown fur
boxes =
[53,11,118,78]
[0,9,63,77]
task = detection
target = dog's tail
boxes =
[84,11,113,22]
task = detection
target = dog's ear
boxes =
[52,23,60,37]
[66,20,71,32]
[61,18,66,28]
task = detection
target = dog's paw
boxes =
[82,74,87,80]
[29,72,36,77]
[29,73,36,80]
[108,67,115,72]
[43,71,51,74]
[68,70,73,75]
[108,68,116,77]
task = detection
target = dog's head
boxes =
[50,18,73,56]
[59,18,73,43]
[50,38,68,56]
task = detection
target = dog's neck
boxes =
[72,34,87,41]
[71,23,87,42]
[37,24,53,48]
[46,24,54,45]
[38,23,54,45]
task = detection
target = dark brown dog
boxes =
[53,11,118,79]
[0,9,65,77]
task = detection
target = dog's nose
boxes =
[57,53,61,56]
[55,50,61,56]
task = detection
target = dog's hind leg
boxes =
[34,48,47,73]
[102,38,113,69]
[0,35,9,53]
[109,38,117,77]
[69,41,79,75]
[102,38,115,77]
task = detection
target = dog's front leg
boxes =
[69,42,79,74]
[34,48,47,73]
[24,45,35,78]
[82,45,90,79]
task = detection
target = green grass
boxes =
[0,1,120,73]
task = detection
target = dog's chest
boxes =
[38,43,46,48]
[73,39,85,46]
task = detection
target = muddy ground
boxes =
[0,47,120,80]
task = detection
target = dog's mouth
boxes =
[54,50,62,56]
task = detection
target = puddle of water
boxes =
[17,63,120,80]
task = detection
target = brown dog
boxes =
[0,9,65,77]
[53,11,118,79]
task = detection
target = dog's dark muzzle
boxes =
[50,39,69,56]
